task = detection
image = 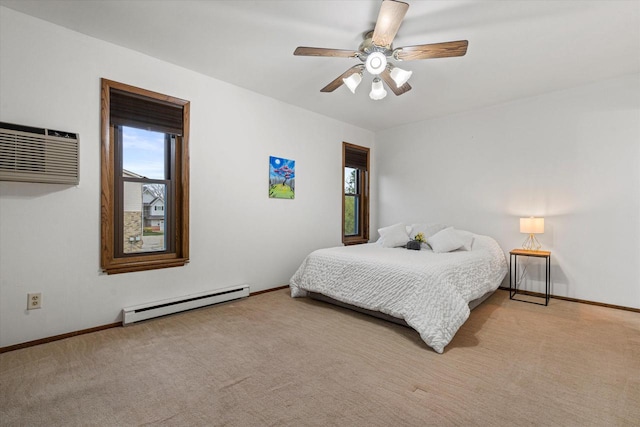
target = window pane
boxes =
[345,167,357,194]
[122,181,143,253]
[123,182,166,253]
[142,184,166,253]
[122,126,165,179]
[344,195,359,236]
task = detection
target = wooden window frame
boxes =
[100,78,190,274]
[342,142,369,245]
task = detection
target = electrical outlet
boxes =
[27,293,41,310]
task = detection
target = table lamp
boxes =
[520,217,544,251]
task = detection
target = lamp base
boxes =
[522,233,541,251]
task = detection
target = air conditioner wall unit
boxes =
[0,121,79,185]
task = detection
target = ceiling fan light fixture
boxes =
[365,51,387,75]
[343,72,363,94]
[389,66,412,88]
[294,0,468,99]
[369,77,387,100]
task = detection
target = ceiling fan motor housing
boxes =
[359,31,393,56]
[360,31,395,76]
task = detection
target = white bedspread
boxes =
[290,234,507,353]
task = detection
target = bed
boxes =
[290,225,508,353]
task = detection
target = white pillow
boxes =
[409,223,447,240]
[378,223,410,248]
[427,227,465,253]
[455,229,475,251]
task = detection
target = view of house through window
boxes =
[121,126,168,254]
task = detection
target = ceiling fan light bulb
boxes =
[343,72,362,94]
[365,52,387,75]
[390,66,412,87]
[369,78,387,100]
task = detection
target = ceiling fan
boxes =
[294,0,468,100]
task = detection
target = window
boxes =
[342,142,369,245]
[101,79,189,274]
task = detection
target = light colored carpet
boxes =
[1,289,639,426]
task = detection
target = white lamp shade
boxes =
[520,217,544,234]
[369,78,387,100]
[365,52,387,75]
[389,66,412,87]
[343,73,362,94]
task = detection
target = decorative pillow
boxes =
[455,229,475,251]
[377,223,410,248]
[409,223,447,240]
[427,227,465,253]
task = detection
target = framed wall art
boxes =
[269,156,295,199]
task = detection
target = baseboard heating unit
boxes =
[122,285,250,326]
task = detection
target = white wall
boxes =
[376,73,640,309]
[0,8,375,347]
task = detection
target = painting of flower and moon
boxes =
[269,156,295,199]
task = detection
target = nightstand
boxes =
[509,249,551,306]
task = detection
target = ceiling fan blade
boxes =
[320,65,364,92]
[394,40,469,61]
[294,47,360,58]
[380,68,411,96]
[371,0,409,48]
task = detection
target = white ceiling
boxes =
[2,0,639,131]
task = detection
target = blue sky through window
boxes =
[122,126,165,179]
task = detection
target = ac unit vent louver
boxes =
[0,122,79,185]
